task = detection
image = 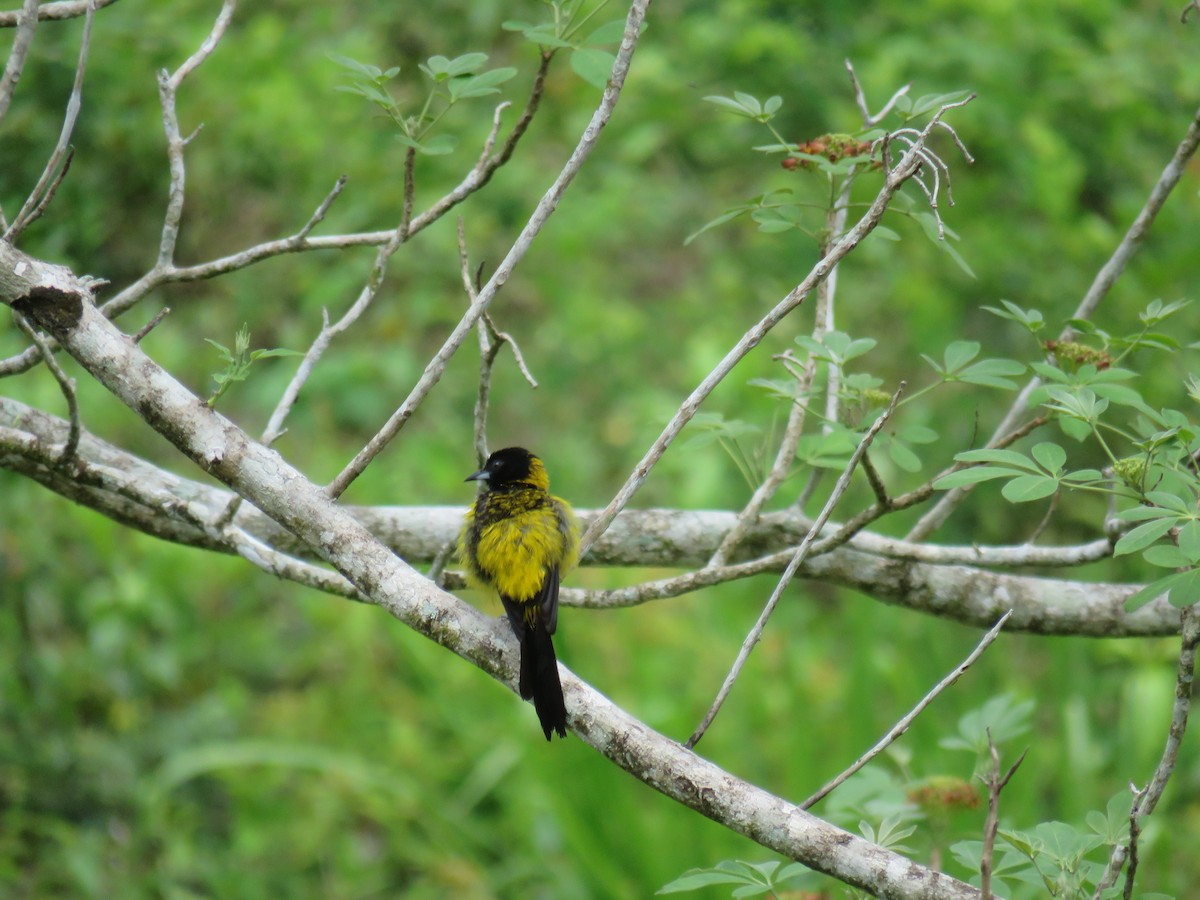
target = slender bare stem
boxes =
[5,1,94,241]
[12,312,80,462]
[1095,606,1200,895]
[130,306,171,344]
[0,0,37,122]
[845,58,910,127]
[802,610,1012,809]
[687,385,905,748]
[979,730,1027,900]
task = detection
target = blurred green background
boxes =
[2,1,1199,896]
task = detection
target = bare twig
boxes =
[399,148,416,240]
[6,147,75,241]
[155,0,236,268]
[803,610,1012,809]
[581,97,974,556]
[296,174,347,240]
[1095,606,1200,895]
[0,0,118,26]
[324,1,652,501]
[12,312,80,462]
[0,0,40,124]
[910,101,1200,542]
[131,306,171,344]
[5,1,93,241]
[979,730,1028,900]
[687,385,905,748]
[1121,782,1146,900]
[845,58,910,127]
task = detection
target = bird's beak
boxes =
[465,468,489,483]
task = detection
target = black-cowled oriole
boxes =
[459,447,579,740]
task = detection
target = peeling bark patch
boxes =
[11,286,84,337]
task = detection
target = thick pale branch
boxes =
[0,245,979,900]
[0,391,1177,639]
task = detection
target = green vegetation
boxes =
[2,0,1198,896]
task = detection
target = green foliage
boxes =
[934,299,1200,610]
[503,1,630,89]
[331,51,517,155]
[205,325,301,407]
[657,859,820,896]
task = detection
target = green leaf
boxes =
[954,448,1038,470]
[1143,545,1190,568]
[762,95,783,116]
[733,91,763,115]
[502,20,574,48]
[889,441,923,472]
[1166,568,1200,607]
[897,424,938,444]
[1125,572,1184,612]
[328,53,385,79]
[1001,474,1059,502]
[943,340,980,373]
[1031,442,1066,474]
[569,48,614,89]
[703,94,756,116]
[933,466,1023,490]
[957,358,1026,389]
[1113,517,1178,557]
[583,19,629,45]
[1178,520,1200,563]
[448,67,517,101]
[396,132,458,155]
[657,869,752,892]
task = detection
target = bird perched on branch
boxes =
[459,447,579,740]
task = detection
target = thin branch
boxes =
[296,174,347,240]
[708,365,814,567]
[12,312,80,462]
[0,0,40,124]
[131,306,171,344]
[1121,783,1146,900]
[0,0,118,26]
[910,100,1200,542]
[687,385,905,748]
[399,147,416,240]
[979,730,1028,900]
[1095,606,1200,895]
[324,1,652,501]
[803,610,1012,810]
[155,0,236,269]
[845,58,910,128]
[581,96,974,556]
[5,1,93,241]
[6,147,74,241]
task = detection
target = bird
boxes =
[459,447,579,740]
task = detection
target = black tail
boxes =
[520,617,567,740]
